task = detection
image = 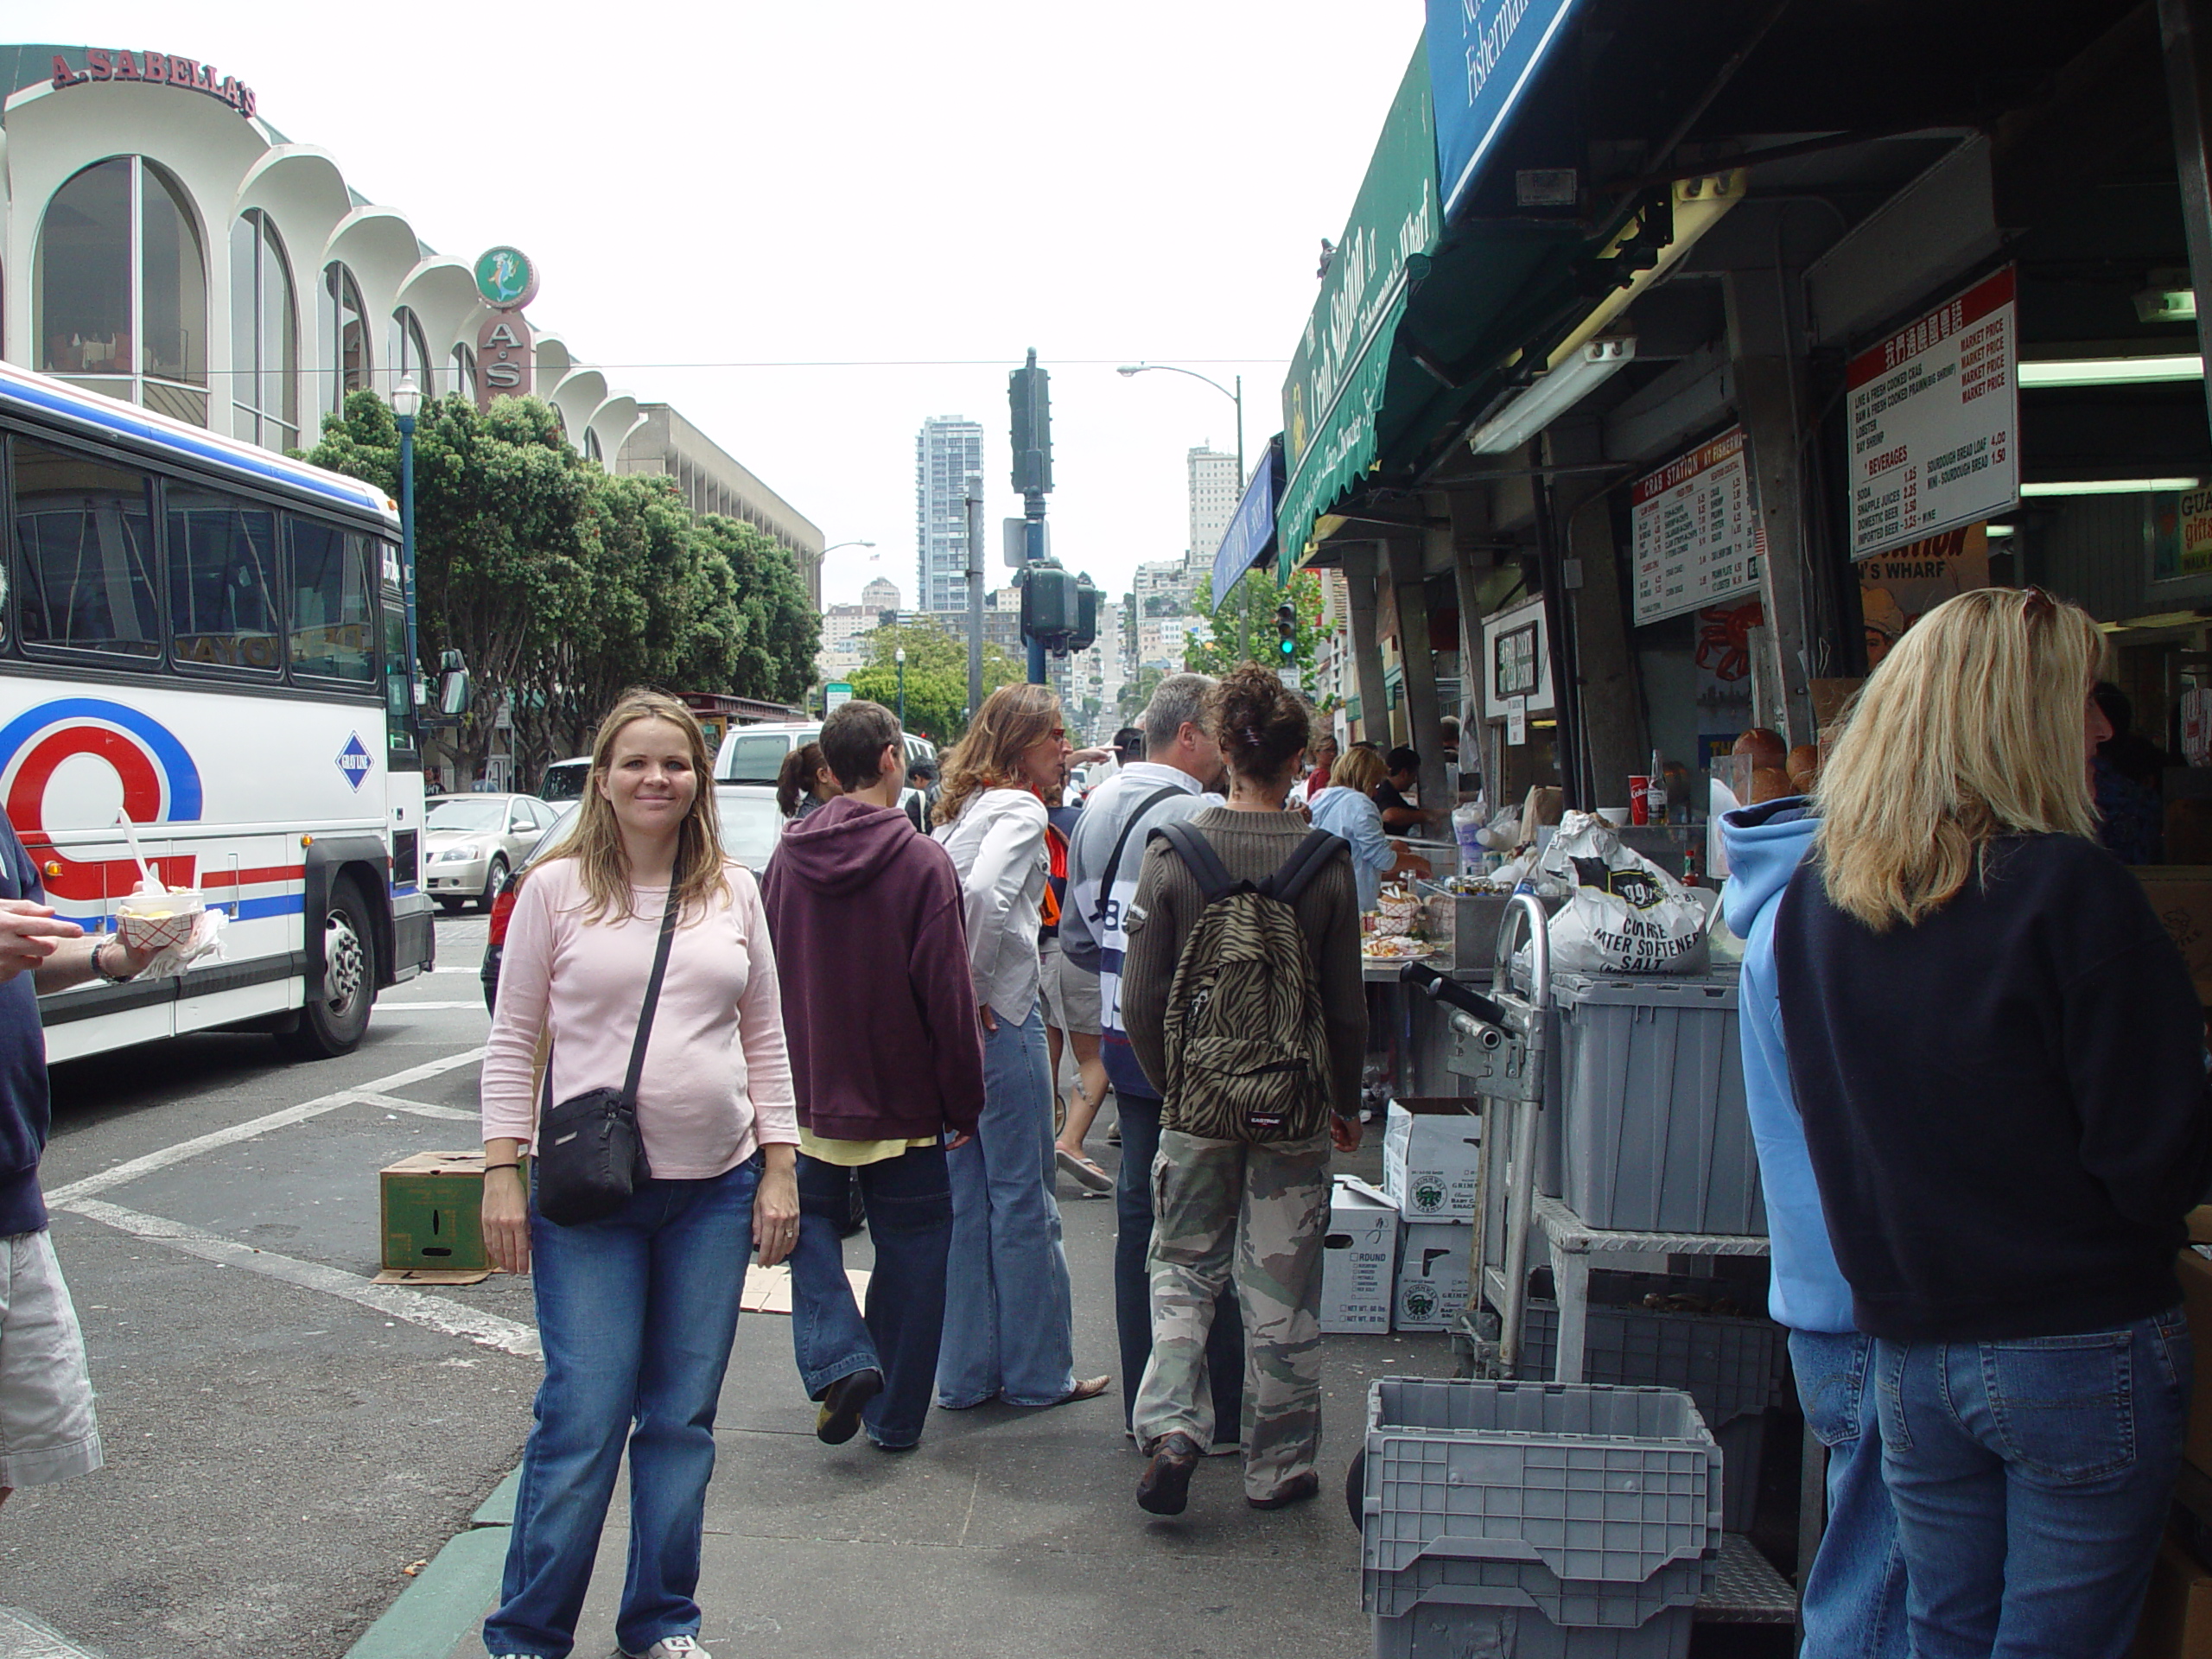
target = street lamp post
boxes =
[391,377,422,706]
[1117,362,1247,660]
[895,645,906,728]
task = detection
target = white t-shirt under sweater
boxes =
[480,857,798,1178]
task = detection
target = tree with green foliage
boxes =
[305,391,819,780]
[848,621,1022,747]
[1185,568,1331,703]
[1117,664,1166,726]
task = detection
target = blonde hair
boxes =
[1815,587,2105,931]
[933,682,1060,826]
[1332,744,1387,799]
[553,689,730,925]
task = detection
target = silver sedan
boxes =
[423,793,563,912]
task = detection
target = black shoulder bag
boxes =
[534,886,680,1227]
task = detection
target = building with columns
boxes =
[0,42,822,597]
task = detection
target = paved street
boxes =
[1,910,1444,1658]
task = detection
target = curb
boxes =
[345,1468,519,1659]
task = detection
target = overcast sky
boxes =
[17,3,1424,612]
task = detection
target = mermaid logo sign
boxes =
[473,246,538,412]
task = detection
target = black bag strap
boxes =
[1153,819,1240,906]
[1261,829,1347,906]
[621,885,683,1106]
[1090,785,1185,920]
[535,882,683,1127]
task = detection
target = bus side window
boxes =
[286,518,373,682]
[12,436,161,659]
[168,487,281,673]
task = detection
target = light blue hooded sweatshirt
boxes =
[1719,798,1856,1334]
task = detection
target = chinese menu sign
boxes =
[1631,428,1761,625]
[1847,267,2018,559]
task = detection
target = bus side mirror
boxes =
[441,666,473,717]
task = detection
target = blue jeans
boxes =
[484,1157,761,1659]
[789,1144,952,1448]
[938,1003,1077,1407]
[1789,1330,1908,1659]
[1113,1090,1245,1443]
[1874,1306,2191,1659]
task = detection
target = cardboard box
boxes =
[2128,1535,2212,1659]
[1319,1176,1400,1334]
[2134,868,2212,1006]
[380,1150,519,1272]
[1383,1098,1483,1221]
[1394,1220,1473,1332]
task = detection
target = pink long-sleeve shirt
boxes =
[480,857,798,1177]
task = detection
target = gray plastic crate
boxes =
[1512,1278,1784,1534]
[1363,1378,1721,1628]
[1376,1599,1693,1659]
[1551,969,1764,1235]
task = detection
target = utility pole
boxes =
[964,474,985,721]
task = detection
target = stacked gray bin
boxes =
[1551,968,1764,1235]
[1363,1378,1721,1658]
[1517,1274,1786,1531]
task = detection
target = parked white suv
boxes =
[713,721,938,821]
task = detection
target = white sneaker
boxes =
[622,1638,709,1659]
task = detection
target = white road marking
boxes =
[353,1091,479,1122]
[63,1198,540,1359]
[0,1605,102,1659]
[43,1047,487,1206]
[379,1001,489,1012]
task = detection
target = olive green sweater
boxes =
[1121,805,1368,1122]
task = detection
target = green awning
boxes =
[1275,41,1440,575]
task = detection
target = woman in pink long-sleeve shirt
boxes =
[479,690,798,1659]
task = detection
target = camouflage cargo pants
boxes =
[1131,1128,1332,1501]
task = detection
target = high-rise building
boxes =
[915,416,984,613]
[861,576,901,614]
[1185,445,1241,582]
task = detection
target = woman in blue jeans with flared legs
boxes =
[1771,588,2212,1657]
[930,683,1109,1410]
[478,691,802,1659]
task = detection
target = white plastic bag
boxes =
[1536,810,1708,975]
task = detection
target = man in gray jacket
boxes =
[1061,673,1245,1448]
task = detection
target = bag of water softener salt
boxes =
[1535,810,1708,974]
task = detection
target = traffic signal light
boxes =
[1008,350,1052,496]
[1275,602,1298,659]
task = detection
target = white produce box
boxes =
[1394,1219,1473,1332]
[1319,1176,1399,1334]
[1382,1098,1483,1220]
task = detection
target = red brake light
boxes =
[487,886,518,945]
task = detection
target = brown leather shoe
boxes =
[1247,1471,1321,1510]
[1136,1432,1202,1515]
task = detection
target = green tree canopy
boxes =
[847,622,1022,747]
[1185,569,1330,703]
[304,391,819,777]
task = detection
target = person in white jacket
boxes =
[931,683,1109,1409]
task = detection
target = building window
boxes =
[229,209,297,452]
[388,306,432,398]
[321,262,370,416]
[450,342,478,404]
[35,157,209,425]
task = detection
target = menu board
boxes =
[1631,428,1761,626]
[1847,267,2018,559]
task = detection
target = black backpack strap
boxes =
[1090,785,1185,920]
[620,886,683,1106]
[1262,829,1347,906]
[1152,819,1241,906]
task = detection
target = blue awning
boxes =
[1211,436,1285,607]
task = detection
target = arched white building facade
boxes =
[2,54,647,461]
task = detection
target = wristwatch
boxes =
[91,938,135,985]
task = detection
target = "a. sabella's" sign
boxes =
[44,50,257,120]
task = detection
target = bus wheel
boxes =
[279,877,378,1058]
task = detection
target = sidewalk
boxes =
[352,1128,1443,1659]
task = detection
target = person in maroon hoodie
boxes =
[759,700,985,1452]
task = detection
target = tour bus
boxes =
[0,359,435,1063]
